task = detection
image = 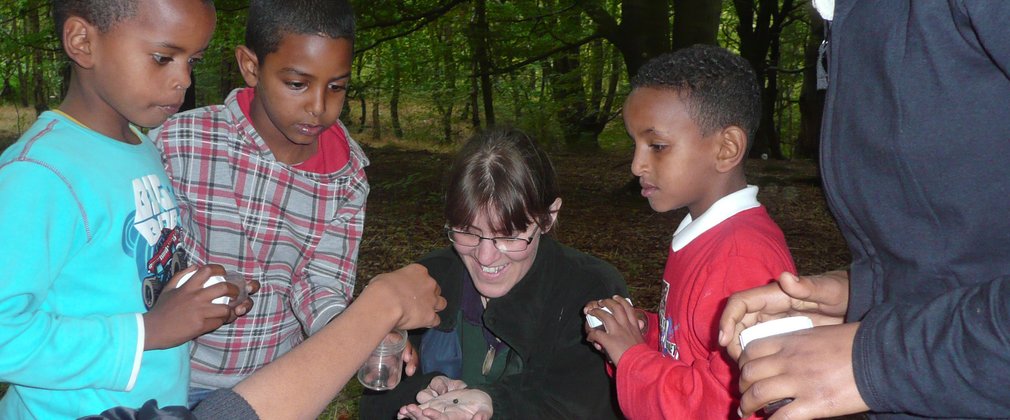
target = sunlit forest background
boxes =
[1,0,825,158]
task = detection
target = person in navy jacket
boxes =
[719,1,1010,418]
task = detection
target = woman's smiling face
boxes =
[451,210,543,299]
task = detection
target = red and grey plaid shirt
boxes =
[152,88,369,389]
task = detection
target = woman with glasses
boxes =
[360,127,628,419]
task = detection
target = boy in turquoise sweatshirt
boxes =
[0,0,245,417]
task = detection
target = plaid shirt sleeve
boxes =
[292,151,367,334]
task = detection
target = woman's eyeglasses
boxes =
[445,227,538,252]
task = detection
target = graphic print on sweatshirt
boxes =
[658,279,679,359]
[121,173,184,309]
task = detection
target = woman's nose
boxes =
[474,237,501,264]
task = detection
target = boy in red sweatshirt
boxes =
[585,45,796,419]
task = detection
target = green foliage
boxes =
[721,0,816,157]
[0,0,819,154]
[194,1,249,104]
[0,0,62,109]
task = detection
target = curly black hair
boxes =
[245,0,355,61]
[52,0,213,34]
[632,44,761,147]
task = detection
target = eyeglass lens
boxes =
[448,231,529,252]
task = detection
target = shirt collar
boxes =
[812,0,834,21]
[671,185,761,251]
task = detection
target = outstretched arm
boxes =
[232,264,446,420]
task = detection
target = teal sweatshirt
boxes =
[0,112,188,419]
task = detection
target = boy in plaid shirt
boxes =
[151,0,367,402]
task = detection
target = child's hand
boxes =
[223,278,260,324]
[363,264,447,331]
[143,264,238,350]
[584,296,644,365]
[718,271,849,360]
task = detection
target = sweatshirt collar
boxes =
[671,185,761,251]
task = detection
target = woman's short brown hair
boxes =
[444,126,559,235]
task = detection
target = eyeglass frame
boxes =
[444,225,540,252]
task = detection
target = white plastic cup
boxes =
[176,270,248,305]
[739,316,813,414]
[221,272,249,306]
[357,329,407,391]
[585,297,634,331]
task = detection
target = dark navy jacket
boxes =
[821,1,1010,418]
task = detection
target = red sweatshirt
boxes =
[616,187,796,419]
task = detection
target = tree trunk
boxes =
[357,95,367,134]
[588,40,604,114]
[759,17,789,161]
[371,99,381,140]
[430,22,458,144]
[468,45,481,129]
[390,87,402,138]
[672,0,722,50]
[579,0,671,78]
[734,0,796,159]
[601,44,621,123]
[735,0,769,157]
[565,0,684,150]
[373,44,383,139]
[797,4,826,159]
[550,10,598,152]
[28,4,47,115]
[441,104,454,144]
[355,55,367,133]
[471,0,494,126]
[14,11,29,108]
[389,42,403,138]
[506,73,523,121]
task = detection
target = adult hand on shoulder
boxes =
[364,263,447,331]
[398,388,492,420]
[719,271,850,360]
[736,322,869,419]
[143,264,235,350]
[584,296,644,365]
